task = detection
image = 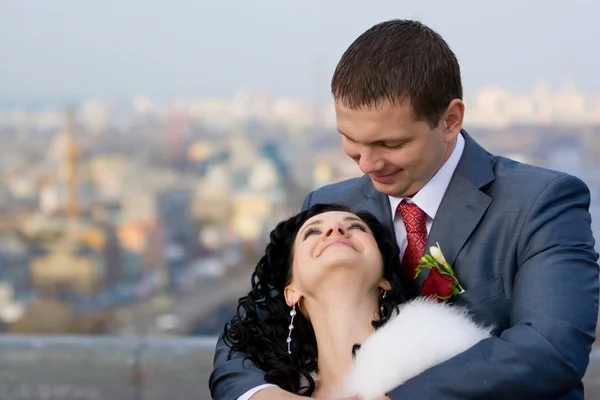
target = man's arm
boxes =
[208,332,273,399]
[388,174,599,400]
[301,190,314,211]
[209,333,311,399]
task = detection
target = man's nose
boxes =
[358,149,384,174]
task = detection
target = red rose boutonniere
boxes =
[415,243,464,302]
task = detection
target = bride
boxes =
[222,203,491,399]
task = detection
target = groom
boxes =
[210,20,599,399]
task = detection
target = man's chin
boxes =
[370,178,406,197]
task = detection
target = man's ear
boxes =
[442,98,464,141]
[284,285,301,307]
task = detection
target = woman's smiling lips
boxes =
[316,238,356,256]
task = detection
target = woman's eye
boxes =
[348,223,367,232]
[302,227,321,240]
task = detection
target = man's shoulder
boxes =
[465,131,588,193]
[313,176,366,195]
[490,154,589,195]
[303,176,370,209]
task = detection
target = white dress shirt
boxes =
[237,384,276,400]
[238,134,465,400]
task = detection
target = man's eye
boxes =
[382,142,404,148]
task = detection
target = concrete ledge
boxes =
[0,336,217,400]
[139,337,218,400]
[0,336,599,399]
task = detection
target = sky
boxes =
[0,0,599,104]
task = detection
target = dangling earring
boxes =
[380,291,387,314]
[286,304,297,354]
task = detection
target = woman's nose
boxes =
[324,223,347,238]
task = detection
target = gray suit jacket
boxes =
[209,131,599,399]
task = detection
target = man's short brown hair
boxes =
[331,19,462,128]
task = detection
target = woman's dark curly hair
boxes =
[223,203,416,395]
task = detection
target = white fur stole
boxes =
[336,297,492,400]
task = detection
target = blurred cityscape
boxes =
[0,82,598,338]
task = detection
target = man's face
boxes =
[335,100,460,198]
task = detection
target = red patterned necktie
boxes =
[397,202,427,279]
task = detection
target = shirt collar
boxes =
[388,133,465,219]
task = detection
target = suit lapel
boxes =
[416,132,495,290]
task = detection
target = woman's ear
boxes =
[284,285,302,307]
[379,279,392,292]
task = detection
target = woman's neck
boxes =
[304,287,379,397]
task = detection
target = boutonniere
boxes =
[415,243,465,302]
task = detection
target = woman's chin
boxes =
[308,268,381,295]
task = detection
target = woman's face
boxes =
[285,211,388,304]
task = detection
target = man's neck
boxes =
[303,285,379,397]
